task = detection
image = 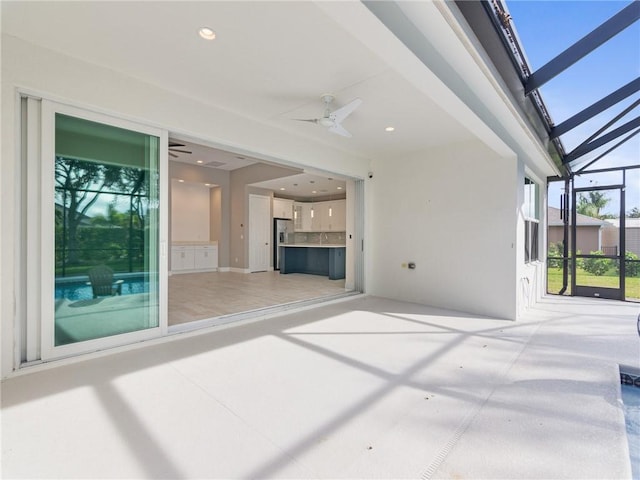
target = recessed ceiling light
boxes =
[310,180,315,184]
[196,160,204,164]
[337,186,343,190]
[385,126,395,132]
[312,190,317,194]
[205,183,211,187]
[293,183,298,187]
[178,179,184,183]
[198,27,216,40]
[328,177,333,181]
[279,187,286,191]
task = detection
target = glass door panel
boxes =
[51,111,161,348]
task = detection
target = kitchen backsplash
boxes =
[290,231,346,245]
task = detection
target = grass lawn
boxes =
[547,267,640,300]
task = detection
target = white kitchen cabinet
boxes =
[311,202,327,231]
[294,202,313,232]
[325,199,346,231]
[194,245,218,270]
[171,246,195,271]
[171,244,218,273]
[272,197,293,219]
[294,200,346,232]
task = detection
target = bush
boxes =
[582,251,609,276]
[617,251,640,277]
[547,241,563,268]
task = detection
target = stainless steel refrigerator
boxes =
[274,218,294,270]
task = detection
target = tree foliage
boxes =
[627,207,640,218]
[576,191,614,219]
[55,157,151,275]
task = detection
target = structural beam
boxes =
[524,1,640,95]
[564,115,640,163]
[574,127,640,172]
[550,77,640,139]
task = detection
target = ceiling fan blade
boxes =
[331,98,362,124]
[169,142,185,147]
[168,148,192,154]
[293,118,319,124]
[169,152,178,158]
[328,123,352,138]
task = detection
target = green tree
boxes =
[627,207,640,218]
[576,191,611,219]
[55,156,121,266]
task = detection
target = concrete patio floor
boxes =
[2,295,639,479]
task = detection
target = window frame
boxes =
[524,177,540,264]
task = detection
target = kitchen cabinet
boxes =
[325,199,346,231]
[171,246,195,271]
[294,202,313,232]
[194,245,218,270]
[171,244,218,273]
[272,197,293,219]
[310,203,325,231]
[280,245,346,279]
[294,200,346,232]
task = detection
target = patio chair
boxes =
[87,265,123,298]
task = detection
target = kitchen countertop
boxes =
[281,244,345,248]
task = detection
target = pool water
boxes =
[55,277,149,301]
[622,383,640,479]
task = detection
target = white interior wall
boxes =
[170,180,211,242]
[368,140,519,320]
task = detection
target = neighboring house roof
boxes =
[604,218,640,229]
[547,206,606,227]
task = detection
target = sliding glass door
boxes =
[40,102,167,359]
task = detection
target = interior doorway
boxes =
[249,194,271,272]
[167,136,362,327]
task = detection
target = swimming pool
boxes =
[55,275,149,301]
[621,371,640,480]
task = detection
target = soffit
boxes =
[2,1,475,161]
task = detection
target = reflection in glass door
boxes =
[42,104,166,357]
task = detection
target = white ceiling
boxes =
[2,1,474,161]
[250,173,346,200]
[169,137,345,198]
[169,139,258,171]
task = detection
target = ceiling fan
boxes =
[295,94,362,138]
[169,142,192,158]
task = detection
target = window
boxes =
[524,178,540,263]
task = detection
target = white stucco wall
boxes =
[1,29,553,376]
[368,141,519,320]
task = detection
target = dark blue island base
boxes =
[280,246,346,280]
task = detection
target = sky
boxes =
[504,0,639,216]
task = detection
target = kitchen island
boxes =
[279,244,345,280]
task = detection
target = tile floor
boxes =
[2,295,639,479]
[168,271,347,325]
